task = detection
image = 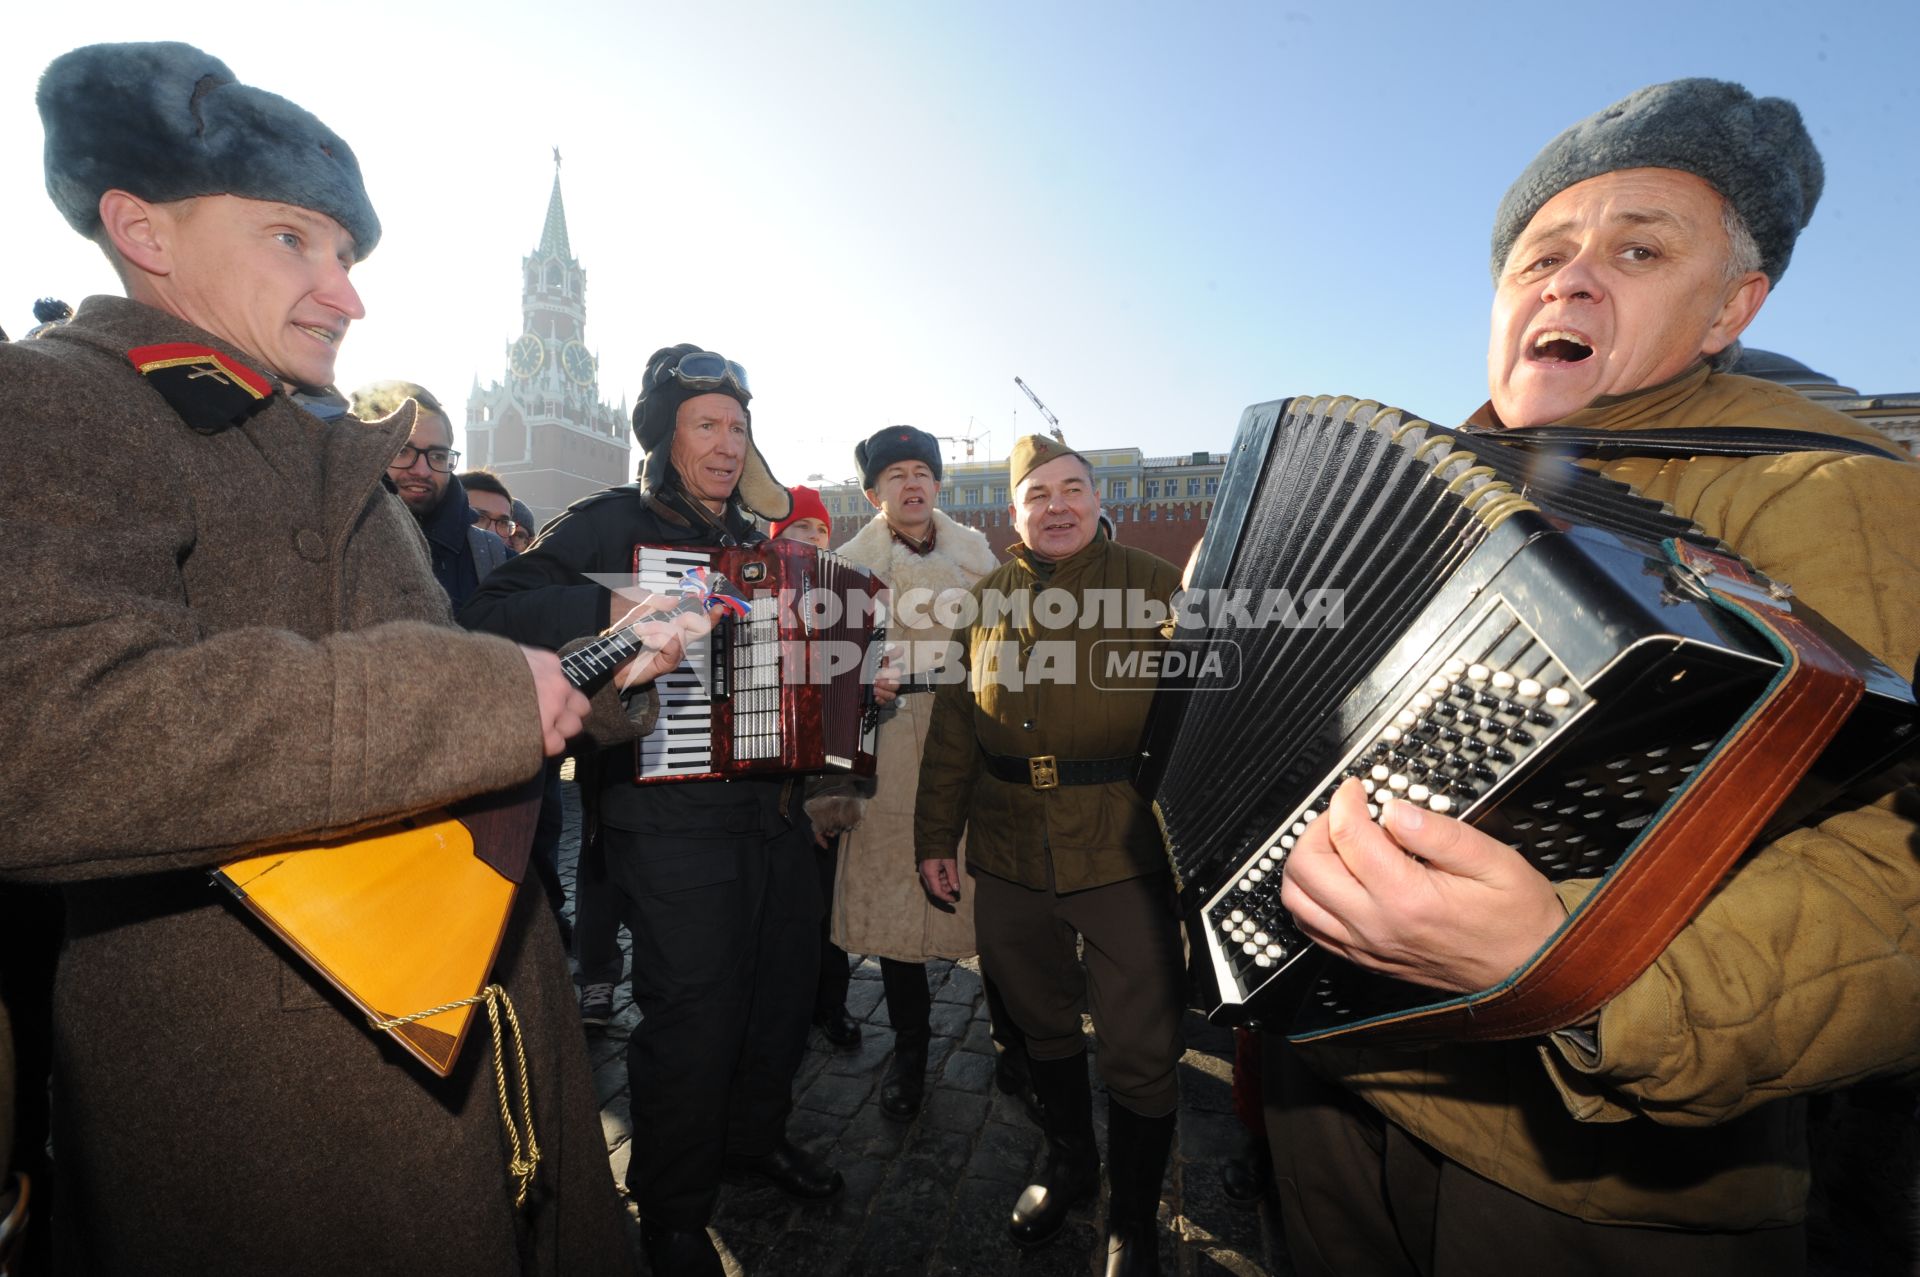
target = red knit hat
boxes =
[770,484,832,540]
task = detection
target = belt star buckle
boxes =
[1028,754,1059,790]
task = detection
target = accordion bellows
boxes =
[1140,396,1917,1046]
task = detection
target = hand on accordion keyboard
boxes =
[1278,778,1568,995]
[609,594,714,693]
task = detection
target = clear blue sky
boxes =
[6,1,1916,490]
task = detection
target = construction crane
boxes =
[1013,376,1066,443]
[934,418,990,462]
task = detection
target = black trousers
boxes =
[602,823,820,1229]
[1262,1038,1808,1277]
[527,759,568,924]
[878,956,1026,1053]
[813,836,851,1018]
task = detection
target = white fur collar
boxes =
[836,507,997,590]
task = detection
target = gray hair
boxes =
[1706,199,1765,372]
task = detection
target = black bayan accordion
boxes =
[630,540,884,783]
[1140,395,1918,1047]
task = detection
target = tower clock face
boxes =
[561,340,596,386]
[510,332,545,379]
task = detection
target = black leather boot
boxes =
[1102,1096,1176,1277]
[1009,1051,1100,1247]
[639,1219,725,1276]
[994,1038,1047,1127]
[1221,1129,1271,1204]
[880,1029,929,1120]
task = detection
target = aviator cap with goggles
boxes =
[651,349,751,403]
[632,342,791,523]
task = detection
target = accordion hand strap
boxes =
[1304,542,1865,1046]
[1461,424,1903,464]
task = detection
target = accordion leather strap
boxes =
[1318,542,1864,1046]
[1461,424,1904,463]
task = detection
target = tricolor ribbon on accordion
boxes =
[677,565,751,620]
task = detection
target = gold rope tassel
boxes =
[370,984,543,1208]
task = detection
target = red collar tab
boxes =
[126,343,276,433]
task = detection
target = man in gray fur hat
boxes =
[1,40,693,1275]
[1267,79,1920,1274]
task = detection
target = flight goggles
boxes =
[656,350,751,402]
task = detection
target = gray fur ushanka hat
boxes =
[39,41,380,257]
[1491,78,1821,286]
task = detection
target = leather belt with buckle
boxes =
[981,750,1137,790]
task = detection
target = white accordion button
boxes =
[1467,663,1490,684]
[1370,764,1391,781]
[1428,676,1450,696]
[1428,794,1453,814]
[1516,678,1543,700]
[1545,686,1573,708]
[1229,908,1245,924]
[1254,953,1274,968]
[1412,693,1434,712]
[1388,774,1409,792]
[1395,710,1417,729]
[1257,856,1274,872]
[1253,931,1271,946]
[1407,783,1431,802]
[1247,867,1264,883]
[1491,670,1516,691]
[1243,941,1260,956]
[1265,943,1284,959]
[1442,658,1467,678]
[1381,725,1403,743]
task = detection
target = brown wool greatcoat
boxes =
[819,508,998,961]
[0,297,632,1275]
[1298,367,1920,1231]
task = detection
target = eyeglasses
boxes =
[654,350,751,402]
[392,444,462,473]
[471,511,517,536]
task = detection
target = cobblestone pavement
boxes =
[554,788,1293,1277]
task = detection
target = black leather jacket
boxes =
[462,483,792,844]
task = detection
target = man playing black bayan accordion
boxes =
[1267,80,1920,1274]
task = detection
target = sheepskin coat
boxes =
[826,509,998,960]
[0,297,631,1276]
